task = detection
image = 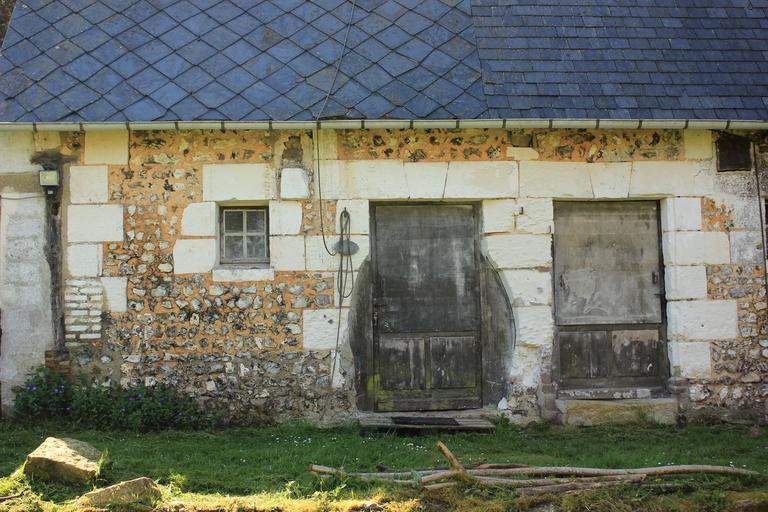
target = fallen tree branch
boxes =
[0,493,23,503]
[436,441,465,475]
[516,475,646,496]
[467,464,759,479]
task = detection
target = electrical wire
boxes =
[0,193,47,200]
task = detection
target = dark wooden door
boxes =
[553,201,666,389]
[372,204,482,411]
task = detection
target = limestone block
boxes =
[318,160,408,199]
[500,269,552,306]
[0,132,39,173]
[557,398,677,426]
[181,202,217,237]
[302,308,349,350]
[519,161,593,198]
[101,276,127,313]
[662,231,730,265]
[270,235,305,270]
[483,234,552,269]
[336,199,369,234]
[66,244,102,277]
[586,162,632,198]
[269,201,303,235]
[629,161,714,197]
[516,198,554,234]
[34,131,60,151]
[67,204,123,242]
[69,165,108,204]
[660,197,702,232]
[507,147,539,160]
[668,341,712,379]
[317,129,338,160]
[203,163,274,201]
[667,300,738,341]
[280,167,310,199]
[444,161,519,198]
[508,344,541,387]
[514,305,554,346]
[404,162,448,199]
[172,239,217,274]
[77,477,162,508]
[305,235,369,271]
[482,199,516,233]
[24,437,102,484]
[212,267,275,281]
[664,265,707,300]
[84,130,129,164]
[684,130,713,160]
[729,230,763,264]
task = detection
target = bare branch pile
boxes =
[310,441,760,495]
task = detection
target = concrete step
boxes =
[558,387,667,400]
[556,398,678,426]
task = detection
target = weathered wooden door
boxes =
[372,204,482,412]
[554,201,667,390]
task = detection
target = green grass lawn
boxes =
[1,420,768,511]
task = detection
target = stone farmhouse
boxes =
[0,0,767,425]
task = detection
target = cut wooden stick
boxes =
[467,464,759,478]
[420,470,463,485]
[516,475,645,496]
[423,482,459,491]
[0,493,23,503]
[436,441,465,475]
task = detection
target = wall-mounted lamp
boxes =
[39,169,60,194]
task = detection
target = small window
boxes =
[717,133,752,171]
[219,207,269,264]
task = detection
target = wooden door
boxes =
[553,201,666,389]
[372,204,482,411]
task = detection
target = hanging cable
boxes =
[329,208,355,390]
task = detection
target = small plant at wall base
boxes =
[12,366,219,430]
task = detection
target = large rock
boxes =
[76,477,162,508]
[24,437,102,484]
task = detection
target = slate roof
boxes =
[0,0,766,123]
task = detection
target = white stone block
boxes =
[668,341,712,379]
[664,265,707,300]
[500,269,552,306]
[336,199,369,234]
[212,267,275,282]
[181,202,217,237]
[67,204,123,242]
[629,161,714,197]
[482,199,516,233]
[280,167,310,199]
[683,130,713,160]
[270,236,305,270]
[519,161,592,198]
[444,161,518,198]
[101,276,127,313]
[317,129,338,160]
[34,131,60,152]
[302,308,349,350]
[507,147,539,160]
[203,163,274,201]
[660,197,702,232]
[587,162,632,198]
[483,234,552,269]
[269,201,303,235]
[516,198,554,234]
[508,344,542,387]
[318,160,407,199]
[0,132,39,174]
[66,244,102,277]
[404,162,448,199]
[172,239,217,274]
[514,306,554,346]
[662,231,730,265]
[305,235,369,271]
[69,165,109,204]
[84,130,129,165]
[667,300,738,341]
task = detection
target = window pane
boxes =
[246,235,266,259]
[224,235,244,259]
[224,210,243,233]
[246,209,266,233]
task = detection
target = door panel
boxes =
[373,204,481,412]
[554,201,666,390]
[554,202,662,325]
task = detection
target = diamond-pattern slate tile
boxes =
[2,0,766,122]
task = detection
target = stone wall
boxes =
[4,125,766,424]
